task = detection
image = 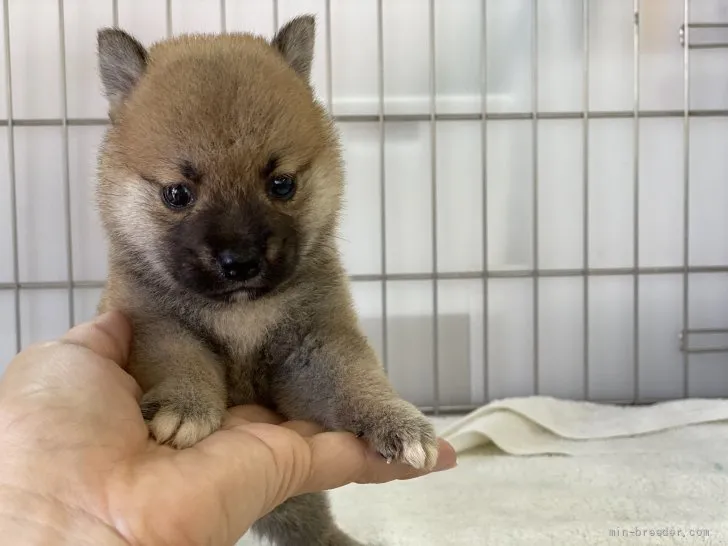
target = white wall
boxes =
[1,0,727,407]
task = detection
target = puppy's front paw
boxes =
[358,399,438,471]
[140,388,223,449]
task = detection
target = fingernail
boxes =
[434,439,458,471]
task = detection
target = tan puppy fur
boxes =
[94,15,437,546]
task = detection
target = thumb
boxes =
[0,311,137,401]
[60,311,133,368]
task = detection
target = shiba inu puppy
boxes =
[94,15,438,545]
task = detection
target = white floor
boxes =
[239,417,728,545]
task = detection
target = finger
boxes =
[60,311,133,368]
[300,434,457,494]
[0,311,143,415]
[280,420,323,437]
[168,423,455,543]
[222,407,322,436]
[226,405,286,425]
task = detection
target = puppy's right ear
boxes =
[97,28,148,118]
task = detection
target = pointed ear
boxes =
[271,15,316,83]
[97,28,148,116]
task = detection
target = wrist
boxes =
[0,484,129,545]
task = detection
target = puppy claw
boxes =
[401,441,427,469]
[403,438,439,470]
[169,414,219,448]
[358,399,438,471]
[147,411,181,444]
[141,391,223,449]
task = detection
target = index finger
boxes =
[300,432,457,494]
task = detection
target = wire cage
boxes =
[0,0,727,414]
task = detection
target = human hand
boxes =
[0,311,456,545]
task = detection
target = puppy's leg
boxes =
[268,324,438,471]
[252,492,363,546]
[129,320,227,449]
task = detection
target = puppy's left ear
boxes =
[271,15,316,84]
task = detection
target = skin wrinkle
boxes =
[30,342,140,401]
[74,322,132,364]
[207,424,291,509]
[108,458,187,546]
[0,483,131,546]
[166,438,258,544]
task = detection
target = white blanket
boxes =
[440,395,728,455]
[239,397,728,545]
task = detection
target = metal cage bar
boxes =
[582,0,590,400]
[376,0,389,374]
[681,22,728,49]
[324,0,332,113]
[3,264,728,292]
[58,0,76,329]
[632,0,641,403]
[480,0,488,404]
[166,0,172,37]
[531,0,539,396]
[3,108,728,127]
[2,0,20,353]
[682,328,728,354]
[682,0,691,398]
[428,0,439,415]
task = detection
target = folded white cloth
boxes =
[239,403,728,546]
[440,396,728,455]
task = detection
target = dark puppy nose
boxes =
[217,250,261,281]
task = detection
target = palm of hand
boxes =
[0,313,455,545]
[0,317,308,545]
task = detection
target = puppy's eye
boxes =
[162,184,195,209]
[267,175,297,201]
